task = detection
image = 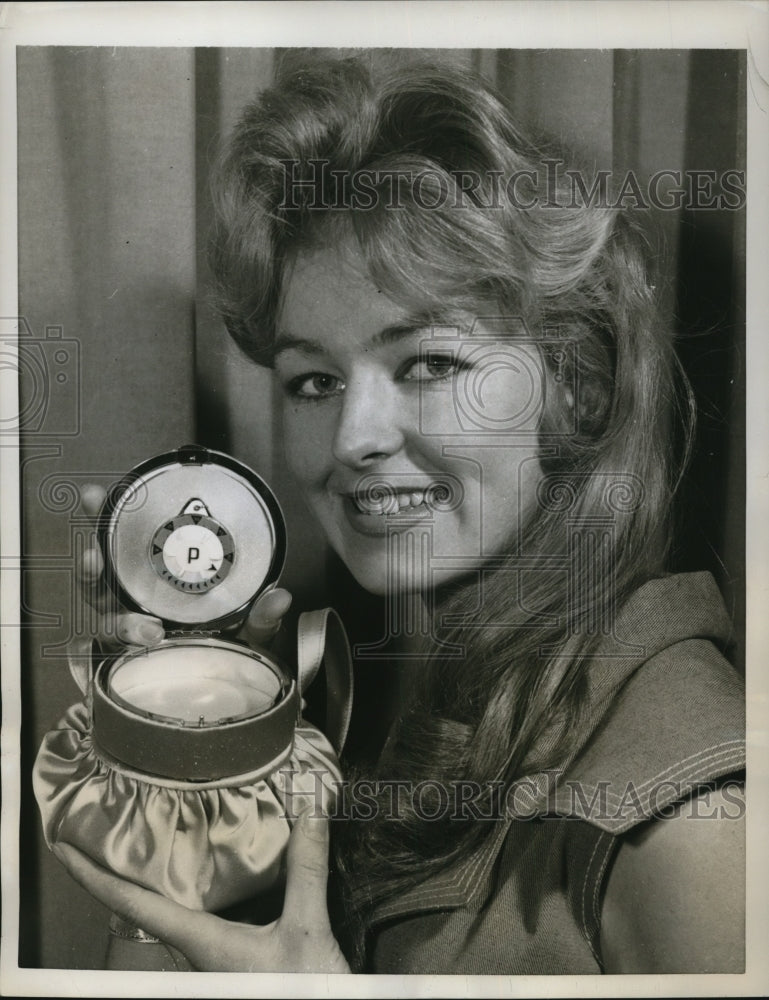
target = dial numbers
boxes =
[150,501,234,593]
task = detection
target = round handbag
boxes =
[33,446,352,931]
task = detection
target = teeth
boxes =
[353,490,431,515]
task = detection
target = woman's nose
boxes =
[331,377,405,468]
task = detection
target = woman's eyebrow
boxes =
[272,332,324,357]
[273,315,465,359]
[372,318,463,346]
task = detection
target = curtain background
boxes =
[17,46,745,968]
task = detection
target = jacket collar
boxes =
[369,812,512,926]
[368,573,735,925]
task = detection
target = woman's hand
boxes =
[75,484,292,654]
[52,808,350,974]
[237,586,293,650]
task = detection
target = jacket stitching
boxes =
[587,741,744,806]
[374,818,509,918]
[561,742,744,830]
[581,828,608,958]
[590,833,617,967]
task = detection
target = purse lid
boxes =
[98,445,286,630]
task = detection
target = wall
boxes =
[17,46,197,968]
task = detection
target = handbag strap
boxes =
[296,608,354,756]
[67,637,95,711]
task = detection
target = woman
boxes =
[53,53,745,975]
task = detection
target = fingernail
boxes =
[80,484,105,513]
[263,589,292,616]
[138,619,164,645]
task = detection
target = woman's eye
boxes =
[401,354,461,382]
[285,372,345,400]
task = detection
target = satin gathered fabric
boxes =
[33,701,342,912]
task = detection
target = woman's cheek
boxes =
[414,384,465,441]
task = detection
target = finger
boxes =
[52,843,226,961]
[80,483,107,522]
[98,612,165,650]
[79,545,104,583]
[75,486,107,603]
[240,588,292,646]
[282,808,331,930]
[76,545,112,614]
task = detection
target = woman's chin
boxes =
[343,560,431,599]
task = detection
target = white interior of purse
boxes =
[108,644,281,724]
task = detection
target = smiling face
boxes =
[274,242,547,596]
